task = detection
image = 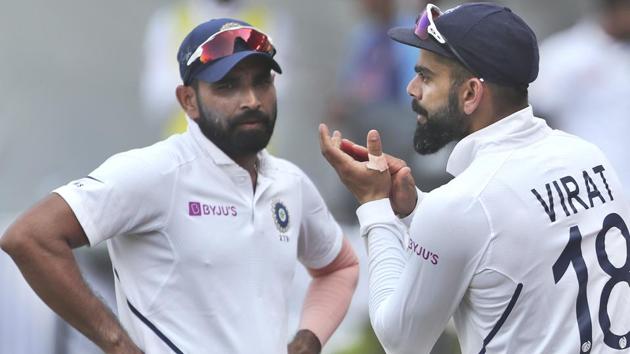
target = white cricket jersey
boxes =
[357,106,630,354]
[54,120,343,354]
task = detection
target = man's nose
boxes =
[406,75,422,100]
[240,87,262,111]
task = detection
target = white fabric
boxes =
[530,20,630,199]
[54,120,343,354]
[357,106,630,354]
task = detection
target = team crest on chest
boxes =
[271,200,290,233]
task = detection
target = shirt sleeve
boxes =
[53,152,173,246]
[297,174,343,270]
[357,193,490,353]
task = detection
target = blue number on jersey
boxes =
[553,212,630,352]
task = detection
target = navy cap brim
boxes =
[387,26,454,59]
[194,51,282,84]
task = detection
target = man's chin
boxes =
[414,145,442,155]
[233,123,273,137]
[231,132,271,153]
[235,127,271,139]
[413,135,449,155]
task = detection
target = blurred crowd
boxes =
[1,0,629,353]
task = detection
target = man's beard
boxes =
[412,87,469,155]
[195,98,277,158]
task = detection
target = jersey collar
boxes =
[446,106,551,176]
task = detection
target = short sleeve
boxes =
[53,152,173,246]
[296,174,343,270]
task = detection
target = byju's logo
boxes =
[188,201,237,217]
[189,202,202,216]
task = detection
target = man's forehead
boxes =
[417,49,451,74]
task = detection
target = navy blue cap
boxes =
[177,18,282,85]
[388,3,539,87]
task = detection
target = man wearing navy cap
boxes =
[1,19,358,353]
[320,3,630,353]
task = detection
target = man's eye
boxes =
[256,76,273,86]
[215,81,235,90]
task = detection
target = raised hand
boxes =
[319,124,391,205]
[338,136,417,216]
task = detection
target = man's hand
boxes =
[319,124,391,205]
[337,135,417,216]
[288,329,321,354]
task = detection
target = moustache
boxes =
[411,100,427,117]
[229,109,270,128]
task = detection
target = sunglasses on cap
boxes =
[415,4,483,81]
[183,26,276,84]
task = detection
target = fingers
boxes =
[399,166,415,186]
[390,166,418,216]
[337,131,410,176]
[366,130,389,172]
[386,156,408,175]
[367,130,383,157]
[391,166,416,196]
[341,136,409,172]
[331,130,342,149]
[319,123,332,148]
[319,124,354,166]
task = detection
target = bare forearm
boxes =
[3,235,139,353]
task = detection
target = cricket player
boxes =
[1,18,359,354]
[320,3,630,353]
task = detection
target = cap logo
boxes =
[182,50,194,65]
[220,22,243,31]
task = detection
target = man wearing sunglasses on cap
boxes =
[320,3,630,353]
[1,19,358,354]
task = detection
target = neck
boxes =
[232,154,258,175]
[493,103,528,122]
[469,103,528,134]
[232,153,259,192]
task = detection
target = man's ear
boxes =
[175,84,199,119]
[461,78,484,115]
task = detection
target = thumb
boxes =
[366,130,383,157]
[401,166,413,184]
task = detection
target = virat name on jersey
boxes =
[531,164,614,223]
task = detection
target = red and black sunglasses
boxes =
[183,25,276,84]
